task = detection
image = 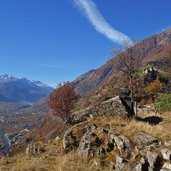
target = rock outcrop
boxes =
[63,122,171,171]
[89,96,132,118]
[77,124,110,158]
[67,96,132,125]
[146,151,161,170]
[136,131,159,146]
[161,148,171,161]
[26,142,47,155]
[63,130,79,152]
[114,156,128,171]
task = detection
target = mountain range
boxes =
[74,28,171,96]
[0,74,53,103]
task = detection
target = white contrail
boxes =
[73,0,133,45]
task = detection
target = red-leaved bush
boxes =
[48,82,80,121]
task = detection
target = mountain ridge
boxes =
[0,74,53,103]
[74,28,171,96]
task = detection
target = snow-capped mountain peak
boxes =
[32,81,49,88]
[0,74,17,82]
[0,74,54,102]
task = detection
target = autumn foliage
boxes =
[48,82,80,121]
[146,79,164,95]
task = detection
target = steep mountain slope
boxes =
[18,28,171,139]
[0,74,53,103]
[75,28,171,96]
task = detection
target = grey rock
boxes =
[98,147,106,157]
[26,143,46,155]
[77,132,96,157]
[160,169,171,171]
[81,96,132,119]
[63,130,78,151]
[146,151,160,171]
[114,156,127,171]
[119,136,132,148]
[140,157,147,165]
[162,162,171,170]
[113,136,125,151]
[77,124,100,157]
[77,124,112,158]
[161,148,171,161]
[164,141,171,147]
[85,124,97,133]
[112,135,132,152]
[65,112,90,125]
[134,163,144,171]
[67,96,132,125]
[108,132,116,141]
[136,132,159,146]
[134,157,149,171]
[63,130,72,149]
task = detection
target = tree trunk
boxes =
[130,77,135,117]
[135,101,137,118]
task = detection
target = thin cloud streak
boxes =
[73,0,132,45]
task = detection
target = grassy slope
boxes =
[0,111,171,171]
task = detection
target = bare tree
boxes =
[112,42,142,117]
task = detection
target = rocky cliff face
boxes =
[75,28,171,96]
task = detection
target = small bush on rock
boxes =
[155,94,171,112]
[146,80,164,95]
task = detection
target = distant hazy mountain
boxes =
[0,74,53,103]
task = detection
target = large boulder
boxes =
[89,96,132,118]
[67,96,132,125]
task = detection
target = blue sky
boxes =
[0,0,171,87]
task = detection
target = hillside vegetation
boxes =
[0,29,171,171]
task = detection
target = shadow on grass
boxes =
[136,116,163,125]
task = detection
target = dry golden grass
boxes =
[0,111,171,171]
[89,112,171,141]
[0,152,114,171]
